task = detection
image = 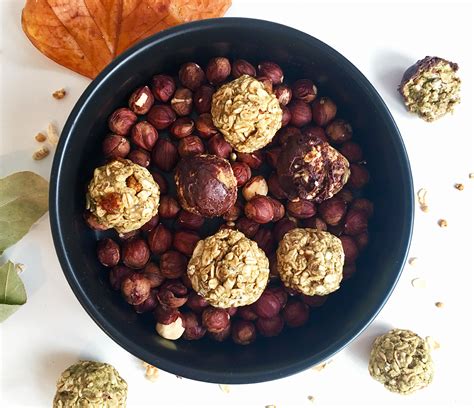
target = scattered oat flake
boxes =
[52,88,66,99]
[408,257,418,266]
[312,361,330,371]
[425,336,440,350]
[142,362,159,382]
[416,188,429,212]
[438,219,448,228]
[15,263,25,273]
[307,395,316,403]
[411,278,426,289]
[454,183,464,191]
[219,384,231,393]
[47,123,60,145]
[469,173,474,179]
[35,132,47,142]
[435,301,444,308]
[265,405,276,408]
[32,146,50,160]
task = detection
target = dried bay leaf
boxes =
[0,261,27,323]
[0,172,49,254]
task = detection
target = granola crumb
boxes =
[438,219,448,228]
[425,336,440,350]
[35,132,47,142]
[32,146,50,160]
[435,301,444,308]
[265,405,276,408]
[469,173,474,179]
[408,257,418,266]
[411,278,426,289]
[312,361,330,371]
[52,88,66,99]
[47,123,60,146]
[416,188,429,212]
[15,263,25,273]
[454,183,464,191]
[142,362,159,382]
[307,395,316,403]
[218,384,231,394]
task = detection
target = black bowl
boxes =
[50,18,413,383]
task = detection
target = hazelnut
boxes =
[193,85,214,114]
[347,164,370,190]
[303,217,327,231]
[130,121,159,151]
[173,230,200,256]
[257,61,284,84]
[158,196,180,218]
[84,211,108,231]
[134,292,159,313]
[109,265,133,290]
[142,261,165,288]
[326,119,353,144]
[181,274,195,289]
[343,263,356,280]
[170,117,195,139]
[157,280,188,308]
[256,315,284,337]
[245,196,274,224]
[235,217,260,238]
[254,290,281,318]
[312,97,337,126]
[127,149,150,168]
[108,108,137,136]
[208,134,233,158]
[337,188,353,203]
[160,250,187,279]
[292,79,317,103]
[102,135,130,159]
[236,151,263,169]
[301,125,328,143]
[122,238,150,269]
[265,147,281,168]
[266,286,288,308]
[351,198,374,218]
[281,106,292,126]
[151,74,176,103]
[257,76,273,93]
[202,307,230,333]
[171,87,193,116]
[231,59,256,78]
[339,141,363,163]
[339,235,359,263]
[232,320,256,345]
[231,162,251,187]
[140,214,159,233]
[148,224,173,255]
[274,84,292,106]
[267,173,287,200]
[186,291,209,313]
[208,325,231,342]
[206,57,231,84]
[268,197,285,221]
[152,139,178,171]
[226,307,238,317]
[223,202,242,222]
[354,232,369,250]
[176,210,205,230]
[147,105,176,130]
[154,305,179,325]
[179,62,205,90]
[344,209,368,236]
[327,223,345,237]
[155,316,185,340]
[182,311,207,340]
[287,200,316,219]
[276,126,300,146]
[195,113,219,139]
[128,85,154,115]
[253,228,275,255]
[150,171,168,194]
[288,100,312,127]
[242,176,268,201]
[300,294,327,307]
[318,196,347,226]
[282,299,310,328]
[121,273,151,305]
[274,217,297,242]
[237,305,258,321]
[117,229,140,241]
[178,136,205,157]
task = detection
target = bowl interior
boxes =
[50,18,413,383]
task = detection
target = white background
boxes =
[1,1,473,407]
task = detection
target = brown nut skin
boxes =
[175,154,237,218]
[151,74,176,103]
[178,136,205,157]
[344,209,368,236]
[337,188,354,204]
[232,320,257,345]
[236,151,263,169]
[195,113,219,139]
[182,311,207,340]
[257,61,284,84]
[282,299,310,328]
[256,315,284,337]
[268,197,285,222]
[265,147,281,168]
[326,119,353,144]
[206,57,231,84]
[287,199,317,219]
[274,84,292,106]
[150,171,168,194]
[148,224,173,255]
[267,173,287,200]
[244,196,274,224]
[292,79,317,103]
[173,230,200,257]
[134,291,159,313]
[281,107,292,127]
[301,125,328,144]
[128,85,154,115]
[253,228,275,255]
[147,105,176,130]
[127,149,150,168]
[303,217,327,231]
[208,134,233,159]
[288,100,312,127]
[160,250,187,279]
[242,176,268,201]
[108,108,137,135]
[121,238,150,269]
[142,261,165,288]
[318,196,347,226]
[237,305,258,321]
[231,162,251,187]
[354,232,369,250]
[202,307,230,333]
[231,59,256,78]
[109,265,133,290]
[130,121,158,151]
[312,97,337,126]
[186,291,209,313]
[254,290,281,318]
[257,76,273,93]
[176,210,205,230]
[171,87,193,116]
[158,196,181,219]
[170,117,195,139]
[342,263,356,280]
[351,198,374,218]
[300,294,327,307]
[266,286,288,308]
[121,273,151,305]
[208,325,231,342]
[235,217,260,238]
[117,229,140,241]
[152,139,178,172]
[140,214,159,233]
[157,279,188,308]
[274,217,297,242]
[222,202,242,222]
[193,85,214,114]
[276,126,300,146]
[339,235,359,263]
[154,305,180,325]
[102,135,130,159]
[347,164,370,190]
[179,62,206,90]
[339,141,363,163]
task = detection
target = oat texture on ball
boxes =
[211,75,282,152]
[187,229,270,308]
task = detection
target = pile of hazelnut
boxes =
[85,57,373,345]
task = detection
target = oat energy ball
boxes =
[399,56,461,122]
[86,159,160,233]
[277,133,350,202]
[187,229,269,308]
[53,361,127,407]
[211,74,282,152]
[277,228,344,296]
[369,329,434,395]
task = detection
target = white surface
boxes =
[1,1,473,407]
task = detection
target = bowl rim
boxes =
[50,17,414,383]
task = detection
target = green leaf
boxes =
[0,171,48,254]
[0,261,27,323]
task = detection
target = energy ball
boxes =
[399,56,461,122]
[277,228,344,296]
[211,75,282,152]
[369,329,434,395]
[53,360,127,407]
[175,154,237,217]
[187,229,269,308]
[86,159,160,233]
[277,133,350,202]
